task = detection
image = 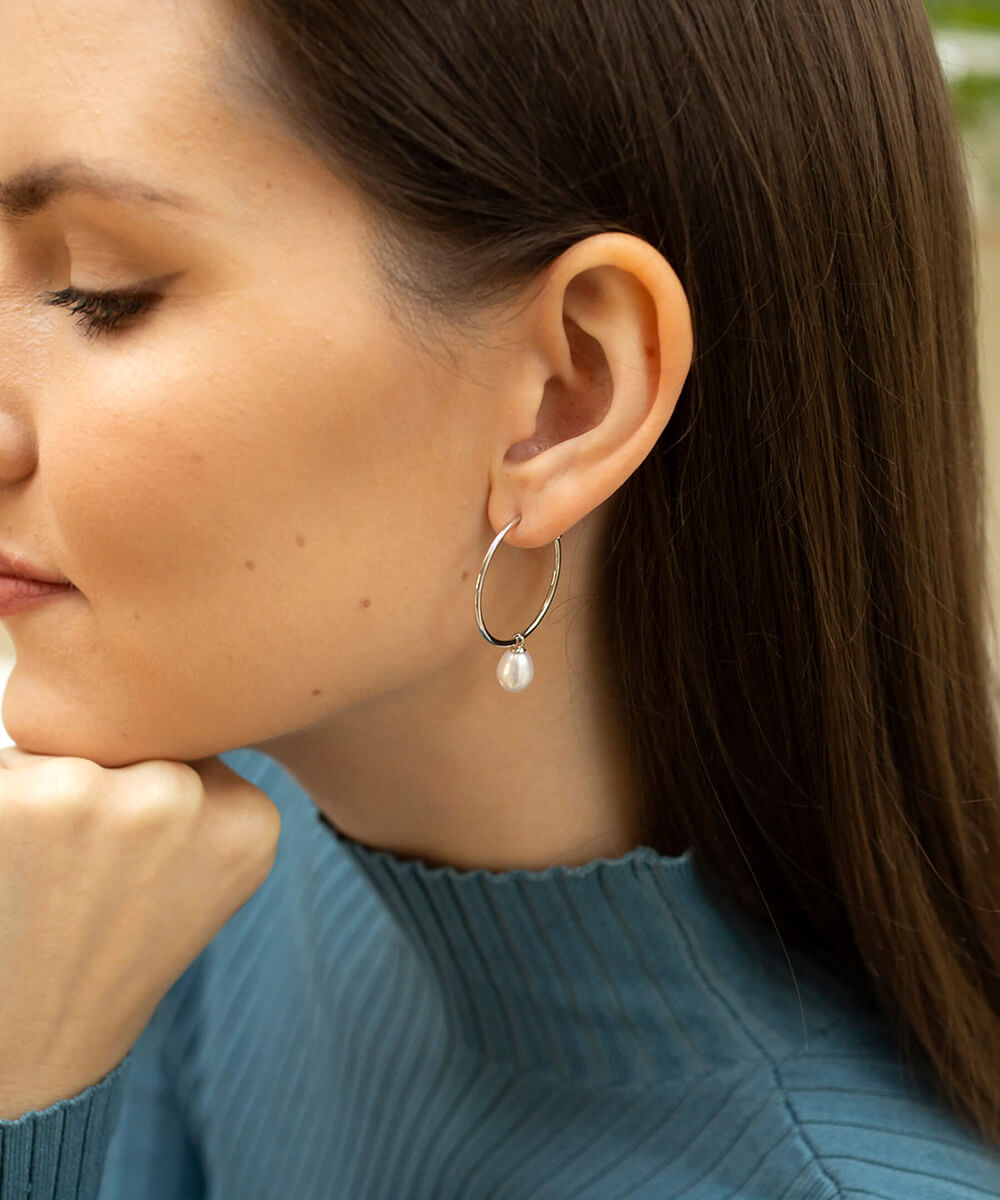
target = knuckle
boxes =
[119,761,203,831]
[0,761,106,848]
[2,756,104,821]
[43,756,106,796]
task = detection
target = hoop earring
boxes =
[474,514,562,692]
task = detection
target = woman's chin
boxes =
[0,675,146,766]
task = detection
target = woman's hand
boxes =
[0,747,281,1119]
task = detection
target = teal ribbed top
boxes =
[1,746,999,1198]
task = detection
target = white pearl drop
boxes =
[497,647,534,692]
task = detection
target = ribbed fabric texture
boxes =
[2,745,1000,1198]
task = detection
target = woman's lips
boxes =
[0,576,76,616]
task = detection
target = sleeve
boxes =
[0,970,206,1200]
[0,1050,136,1200]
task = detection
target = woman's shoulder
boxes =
[769,1020,1000,1199]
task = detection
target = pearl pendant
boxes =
[497,646,534,692]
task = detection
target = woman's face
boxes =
[0,0,535,765]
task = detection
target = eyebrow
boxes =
[0,159,207,225]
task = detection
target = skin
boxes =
[0,0,693,871]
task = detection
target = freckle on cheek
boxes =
[245,561,256,571]
[360,597,371,609]
[296,534,306,548]
[461,570,468,581]
[133,611,140,621]
[311,688,322,696]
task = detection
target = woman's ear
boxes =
[486,231,693,549]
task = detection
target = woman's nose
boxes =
[0,263,45,487]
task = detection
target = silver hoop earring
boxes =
[474,514,562,693]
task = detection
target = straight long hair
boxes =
[219,0,1000,1150]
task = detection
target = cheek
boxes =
[13,309,470,760]
[46,307,389,602]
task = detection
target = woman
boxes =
[0,0,998,1195]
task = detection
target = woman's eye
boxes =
[39,285,158,340]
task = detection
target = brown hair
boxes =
[218,0,1000,1152]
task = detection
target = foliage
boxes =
[925,1,1000,30]
[949,72,1000,126]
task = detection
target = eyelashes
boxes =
[39,285,158,340]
